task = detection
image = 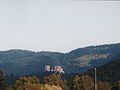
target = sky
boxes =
[0,0,120,52]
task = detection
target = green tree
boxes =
[0,71,8,90]
[44,73,68,90]
[7,86,14,90]
[81,75,94,90]
[72,75,94,90]
[72,75,83,90]
[97,81,111,90]
[14,75,40,90]
[113,80,120,90]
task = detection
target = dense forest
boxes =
[0,73,119,90]
[0,43,120,90]
[0,43,120,75]
[1,59,120,90]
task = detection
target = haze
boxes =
[0,0,120,52]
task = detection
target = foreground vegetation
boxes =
[0,71,120,90]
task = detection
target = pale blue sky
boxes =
[0,0,120,52]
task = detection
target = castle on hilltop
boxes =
[45,65,65,74]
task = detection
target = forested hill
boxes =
[86,57,120,83]
[0,43,120,75]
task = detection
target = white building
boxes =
[45,65,65,73]
[45,65,50,71]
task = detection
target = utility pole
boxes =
[94,68,97,90]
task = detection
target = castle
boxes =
[45,65,65,74]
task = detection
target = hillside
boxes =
[0,43,120,75]
[86,57,120,83]
[0,50,64,75]
[63,43,120,73]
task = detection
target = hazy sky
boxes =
[0,0,120,52]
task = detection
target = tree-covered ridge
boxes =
[0,43,120,75]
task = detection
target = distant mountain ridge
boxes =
[0,43,120,75]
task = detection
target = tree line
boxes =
[0,70,120,90]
